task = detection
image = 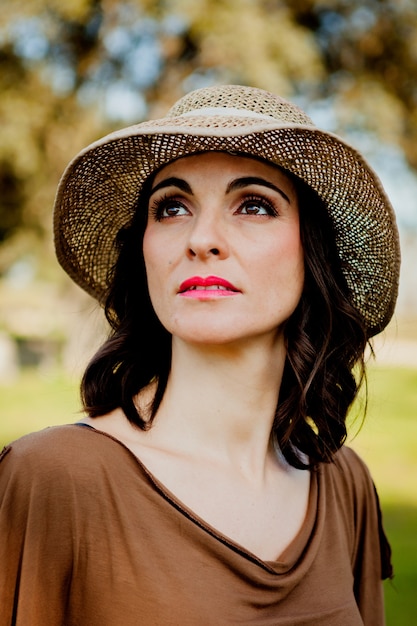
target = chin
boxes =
[173,329,243,346]
[170,323,286,350]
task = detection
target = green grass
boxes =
[0,369,80,447]
[1,365,416,624]
[347,366,417,626]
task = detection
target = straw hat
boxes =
[54,84,400,337]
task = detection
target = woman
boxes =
[0,85,399,625]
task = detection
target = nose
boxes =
[187,212,229,260]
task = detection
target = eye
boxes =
[236,195,278,217]
[149,195,190,221]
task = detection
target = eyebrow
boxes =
[226,177,291,203]
[150,177,192,196]
[150,175,291,203]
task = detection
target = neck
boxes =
[147,335,287,478]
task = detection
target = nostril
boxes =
[187,246,222,258]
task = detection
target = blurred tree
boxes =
[0,0,105,276]
[0,0,416,277]
[289,0,417,164]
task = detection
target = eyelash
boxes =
[238,195,278,217]
[149,194,187,221]
[149,193,279,221]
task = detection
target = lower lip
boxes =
[179,289,239,299]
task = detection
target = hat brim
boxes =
[53,116,400,336]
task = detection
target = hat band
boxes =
[177,106,277,122]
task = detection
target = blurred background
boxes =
[1,1,416,623]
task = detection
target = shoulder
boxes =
[2,424,101,466]
[331,445,373,485]
[326,450,393,584]
[320,446,379,525]
[323,445,375,495]
[0,425,145,533]
[0,425,129,494]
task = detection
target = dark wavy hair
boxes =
[81,165,369,469]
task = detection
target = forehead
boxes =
[152,151,296,191]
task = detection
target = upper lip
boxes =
[178,275,240,293]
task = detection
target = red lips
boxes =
[179,275,240,294]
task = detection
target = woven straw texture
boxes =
[54,85,400,336]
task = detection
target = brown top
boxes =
[0,425,391,625]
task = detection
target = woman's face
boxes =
[143,152,304,347]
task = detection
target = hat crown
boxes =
[167,85,314,126]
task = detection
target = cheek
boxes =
[265,228,304,275]
[142,228,165,277]
[261,230,305,308]
[286,237,305,295]
[143,225,178,265]
[142,228,177,308]
[291,238,305,282]
[142,229,162,303]
[142,227,154,269]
